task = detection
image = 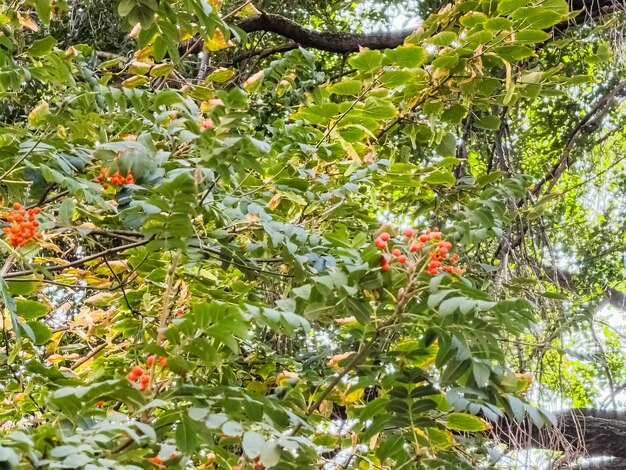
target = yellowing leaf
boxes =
[128,61,152,75]
[204,29,233,52]
[244,70,264,93]
[266,194,281,210]
[18,14,39,31]
[342,387,364,404]
[121,75,149,88]
[445,413,488,432]
[28,101,50,126]
[151,63,174,77]
[236,3,261,17]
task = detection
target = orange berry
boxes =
[380,232,390,241]
[419,234,429,242]
[429,268,438,275]
[392,248,401,257]
[231,467,241,470]
[148,456,162,465]
[13,203,20,210]
[381,264,391,272]
[33,207,40,214]
[170,452,177,459]
[132,366,144,376]
[159,356,168,367]
[127,372,138,381]
[97,400,105,406]
[434,232,442,239]
[140,375,150,384]
[374,238,386,249]
[403,228,414,237]
[147,354,156,366]
[139,383,147,391]
[398,255,407,263]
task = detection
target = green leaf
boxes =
[58,198,75,226]
[424,170,456,186]
[514,30,551,44]
[459,12,488,27]
[497,0,528,14]
[346,296,372,325]
[484,18,513,30]
[243,431,265,458]
[445,413,488,432]
[35,0,51,25]
[15,300,49,320]
[25,321,51,345]
[441,104,468,124]
[28,36,57,57]
[475,115,502,130]
[348,49,383,72]
[384,46,427,68]
[362,97,396,120]
[430,31,457,46]
[328,80,362,96]
[176,415,198,455]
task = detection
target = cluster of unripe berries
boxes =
[92,168,135,189]
[374,227,460,275]
[2,203,41,247]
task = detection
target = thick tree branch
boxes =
[496,408,626,459]
[237,13,415,53]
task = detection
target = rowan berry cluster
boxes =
[2,203,41,247]
[374,227,461,275]
[93,168,135,189]
[126,365,151,391]
[147,354,168,368]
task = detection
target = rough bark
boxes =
[236,13,415,53]
[496,408,626,459]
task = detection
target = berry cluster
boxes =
[147,354,168,368]
[374,227,461,275]
[126,365,151,391]
[2,203,41,248]
[93,168,135,190]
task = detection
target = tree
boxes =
[0,0,625,468]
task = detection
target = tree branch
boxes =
[237,13,415,53]
[496,408,626,458]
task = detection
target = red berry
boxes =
[392,248,401,257]
[381,264,391,272]
[140,375,150,384]
[13,203,20,210]
[374,238,386,249]
[380,232,390,241]
[419,234,429,242]
[159,356,168,367]
[434,233,442,239]
[132,366,144,376]
[97,400,105,406]
[429,268,438,275]
[139,383,147,391]
[404,228,414,237]
[177,308,183,316]
[433,227,439,232]
[398,255,407,263]
[170,452,177,459]
[148,456,162,465]
[147,354,156,366]
[127,372,138,381]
